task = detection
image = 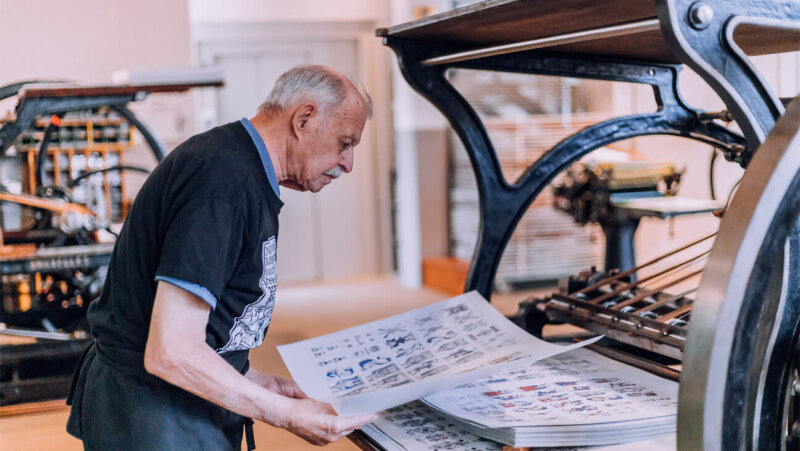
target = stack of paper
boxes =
[278,291,598,415]
[361,400,677,451]
[361,401,506,451]
[421,348,678,447]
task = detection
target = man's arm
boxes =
[143,281,375,445]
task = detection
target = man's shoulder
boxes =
[165,122,255,179]
[150,122,255,203]
[172,121,248,160]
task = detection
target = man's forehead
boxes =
[341,88,369,117]
[335,106,366,135]
[331,99,363,120]
[329,96,367,138]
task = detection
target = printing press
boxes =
[552,158,723,274]
[0,78,221,406]
[363,0,800,449]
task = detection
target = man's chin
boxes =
[310,177,335,193]
[278,180,307,192]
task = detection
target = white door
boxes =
[212,40,369,283]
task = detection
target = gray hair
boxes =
[259,65,373,118]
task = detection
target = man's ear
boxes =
[291,103,316,136]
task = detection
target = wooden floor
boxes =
[0,277,537,450]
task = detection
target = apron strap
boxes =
[244,417,256,450]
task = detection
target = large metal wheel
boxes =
[680,95,800,450]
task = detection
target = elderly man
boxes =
[66,65,375,449]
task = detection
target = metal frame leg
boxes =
[657,0,800,160]
[385,37,745,298]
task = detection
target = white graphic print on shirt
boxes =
[217,236,277,353]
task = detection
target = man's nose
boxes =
[340,149,354,173]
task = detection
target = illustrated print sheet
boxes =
[278,291,600,415]
[422,348,678,428]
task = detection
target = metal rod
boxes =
[421,19,661,66]
[611,268,703,311]
[583,342,681,381]
[573,232,716,295]
[637,287,698,313]
[588,250,710,305]
[638,254,707,290]
[658,303,693,321]
[550,293,687,339]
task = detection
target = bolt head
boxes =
[689,2,714,29]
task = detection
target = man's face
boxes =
[283,94,367,193]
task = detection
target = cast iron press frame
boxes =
[379,0,800,449]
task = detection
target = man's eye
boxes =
[341,142,352,151]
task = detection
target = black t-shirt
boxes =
[87,121,283,368]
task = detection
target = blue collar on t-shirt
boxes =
[240,117,280,199]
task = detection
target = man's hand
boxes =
[246,369,374,445]
[264,375,308,399]
[275,398,376,446]
[246,370,308,399]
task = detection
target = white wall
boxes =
[189,0,385,23]
[0,0,191,83]
[0,0,196,192]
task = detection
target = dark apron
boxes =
[67,341,256,450]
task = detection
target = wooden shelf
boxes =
[377,0,800,64]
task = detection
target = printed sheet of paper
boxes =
[423,348,678,428]
[278,291,600,415]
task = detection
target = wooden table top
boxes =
[17,81,223,100]
[377,0,800,64]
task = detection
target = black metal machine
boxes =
[554,159,682,272]
[0,79,221,406]
[376,0,800,449]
